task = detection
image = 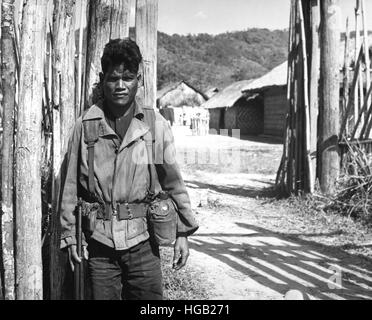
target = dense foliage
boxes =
[157,28,289,91]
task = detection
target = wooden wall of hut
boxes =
[225,97,264,135]
[263,86,288,137]
[209,108,225,132]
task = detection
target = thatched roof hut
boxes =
[242,62,288,138]
[202,80,254,110]
[242,62,287,94]
[157,81,208,109]
[202,80,264,135]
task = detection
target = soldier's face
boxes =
[102,63,139,109]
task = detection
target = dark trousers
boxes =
[87,239,163,300]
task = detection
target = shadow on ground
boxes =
[189,223,372,300]
[186,180,278,199]
[235,135,283,145]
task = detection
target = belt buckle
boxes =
[126,203,133,220]
[112,204,119,217]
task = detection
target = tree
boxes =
[15,0,47,300]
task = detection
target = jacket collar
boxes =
[82,99,150,151]
[82,99,145,121]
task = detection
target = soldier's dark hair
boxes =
[101,38,143,74]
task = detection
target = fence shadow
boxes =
[189,222,372,300]
[185,180,278,199]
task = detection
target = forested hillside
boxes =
[157,28,289,91]
[79,28,288,92]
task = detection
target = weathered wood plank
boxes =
[48,0,77,301]
[15,0,47,300]
[1,0,17,300]
[84,0,130,109]
[135,0,158,109]
[310,0,320,186]
[319,0,341,195]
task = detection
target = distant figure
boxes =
[190,108,209,136]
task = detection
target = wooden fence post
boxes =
[48,0,77,300]
[319,0,341,195]
[355,1,363,133]
[52,0,77,165]
[15,0,47,300]
[361,0,370,105]
[1,0,16,300]
[310,0,320,185]
[84,0,130,109]
[135,0,158,109]
[342,18,350,132]
[76,0,86,118]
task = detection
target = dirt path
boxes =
[173,128,372,300]
[183,171,372,300]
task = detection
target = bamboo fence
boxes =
[276,0,314,195]
[277,0,372,195]
[340,0,372,155]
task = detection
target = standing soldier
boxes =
[60,38,199,300]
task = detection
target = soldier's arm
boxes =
[155,118,199,237]
[60,118,87,249]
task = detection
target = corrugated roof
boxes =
[242,61,288,93]
[202,80,255,109]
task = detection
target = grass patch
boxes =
[325,144,372,225]
[160,247,210,300]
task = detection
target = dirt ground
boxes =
[172,126,372,300]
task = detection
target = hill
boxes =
[157,28,289,92]
[76,28,289,93]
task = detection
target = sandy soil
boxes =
[173,127,372,300]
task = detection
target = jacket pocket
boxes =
[126,217,148,240]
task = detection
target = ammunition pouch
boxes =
[78,192,177,246]
[147,192,177,246]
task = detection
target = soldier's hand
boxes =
[173,236,189,271]
[68,245,89,272]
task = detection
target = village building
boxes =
[202,62,288,139]
[242,62,288,138]
[156,81,208,126]
[202,80,264,136]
